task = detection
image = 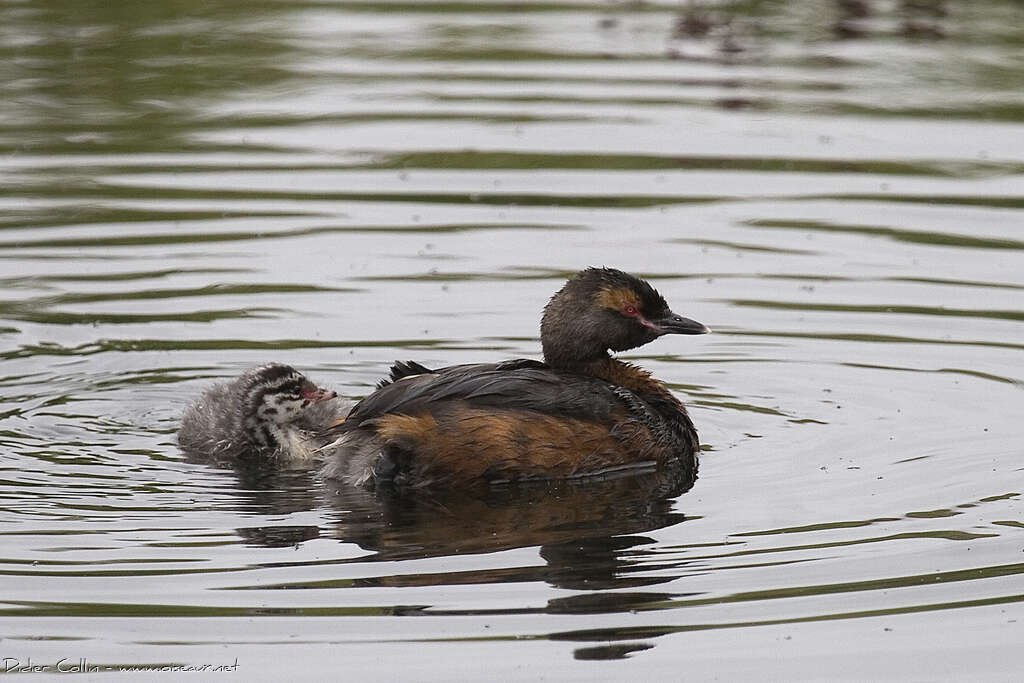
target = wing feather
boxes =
[339,360,621,432]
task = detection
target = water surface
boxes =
[1,1,1023,680]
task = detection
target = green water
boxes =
[1,1,1022,680]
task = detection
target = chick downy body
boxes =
[179,363,346,463]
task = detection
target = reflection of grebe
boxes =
[323,468,694,563]
[322,267,709,489]
[179,363,343,463]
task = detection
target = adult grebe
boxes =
[321,268,708,488]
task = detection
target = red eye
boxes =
[624,305,637,316]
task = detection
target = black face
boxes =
[593,269,706,349]
[608,299,709,350]
[603,301,664,352]
[541,267,708,367]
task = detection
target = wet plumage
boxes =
[179,363,346,463]
[321,267,709,488]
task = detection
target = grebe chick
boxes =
[179,363,345,463]
[321,267,709,489]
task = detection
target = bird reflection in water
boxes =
[225,456,695,575]
[225,452,697,663]
[323,460,695,565]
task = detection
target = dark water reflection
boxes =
[227,462,692,584]
[324,471,691,564]
[1,0,1023,679]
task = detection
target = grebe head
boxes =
[540,267,709,369]
[238,364,337,442]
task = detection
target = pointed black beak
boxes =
[655,311,710,335]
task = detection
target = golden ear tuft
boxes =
[595,286,641,312]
